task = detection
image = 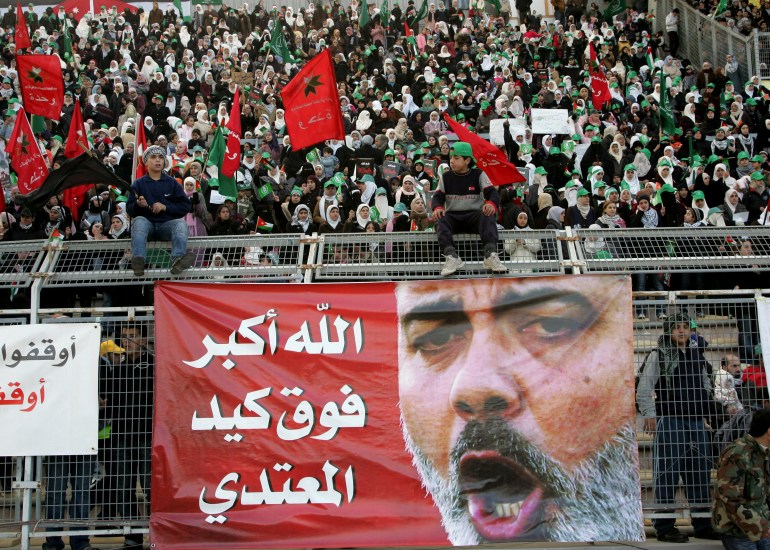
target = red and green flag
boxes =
[256,216,274,232]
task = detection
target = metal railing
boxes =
[655,0,757,80]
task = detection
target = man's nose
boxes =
[449,349,525,422]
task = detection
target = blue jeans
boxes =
[44,455,96,550]
[131,216,188,260]
[721,535,770,549]
[653,416,712,535]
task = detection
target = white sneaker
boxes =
[441,255,465,276]
[483,252,508,273]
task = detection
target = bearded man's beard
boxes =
[402,416,643,543]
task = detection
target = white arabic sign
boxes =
[489,118,527,146]
[531,108,571,134]
[0,323,100,456]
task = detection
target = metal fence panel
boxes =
[572,226,770,274]
[42,235,305,287]
[314,229,565,279]
[756,32,770,80]
[0,241,46,291]
[634,296,762,521]
[24,315,155,545]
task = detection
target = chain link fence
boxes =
[655,0,757,81]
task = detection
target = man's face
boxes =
[121,327,145,356]
[396,277,639,543]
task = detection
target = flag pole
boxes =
[131,114,140,181]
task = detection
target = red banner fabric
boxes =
[14,1,31,50]
[16,54,64,120]
[589,44,612,111]
[8,107,49,194]
[443,113,525,185]
[281,49,345,150]
[152,276,643,549]
[134,116,147,180]
[64,99,89,159]
[221,88,242,178]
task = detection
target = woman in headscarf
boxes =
[355,110,373,133]
[422,110,444,138]
[273,109,286,134]
[532,192,553,229]
[720,188,748,226]
[182,177,211,237]
[318,205,344,234]
[289,204,318,235]
[503,210,540,274]
[344,203,373,232]
[633,147,652,181]
[108,213,130,240]
[622,164,641,197]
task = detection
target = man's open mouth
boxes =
[458,450,545,541]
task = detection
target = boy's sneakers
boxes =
[440,255,465,277]
[483,252,508,273]
[170,252,196,275]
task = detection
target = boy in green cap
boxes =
[431,142,507,276]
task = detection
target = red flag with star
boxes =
[64,98,89,158]
[443,113,526,186]
[589,43,612,112]
[7,107,49,194]
[221,88,242,178]
[282,49,344,150]
[16,54,64,120]
[14,1,31,50]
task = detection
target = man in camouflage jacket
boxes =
[713,409,770,549]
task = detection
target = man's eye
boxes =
[412,325,468,355]
[518,316,585,340]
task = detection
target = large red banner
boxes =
[152,276,643,549]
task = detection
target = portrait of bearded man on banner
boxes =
[395,275,644,543]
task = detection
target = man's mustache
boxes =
[450,417,571,497]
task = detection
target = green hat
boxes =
[606,187,618,196]
[236,182,250,190]
[746,98,758,106]
[750,171,766,181]
[385,148,395,156]
[691,190,706,200]
[738,151,750,160]
[535,166,547,175]
[751,155,764,163]
[591,135,601,143]
[707,154,720,164]
[361,174,375,183]
[707,206,723,216]
[291,186,303,195]
[593,181,607,189]
[576,188,590,197]
[620,182,630,191]
[565,180,578,188]
[450,142,475,161]
[52,135,63,142]
[640,100,650,108]
[393,202,408,213]
[571,134,581,141]
[641,149,651,159]
[624,164,636,172]
[549,146,560,154]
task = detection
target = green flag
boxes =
[409,0,428,26]
[173,0,183,16]
[370,205,381,223]
[659,76,676,136]
[269,19,295,63]
[31,115,46,134]
[488,0,502,14]
[208,127,237,198]
[714,0,728,16]
[380,0,390,26]
[602,0,626,21]
[306,148,320,164]
[256,182,273,199]
[359,2,370,28]
[62,20,74,62]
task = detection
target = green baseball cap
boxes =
[450,142,475,161]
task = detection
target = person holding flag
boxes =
[431,142,508,277]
